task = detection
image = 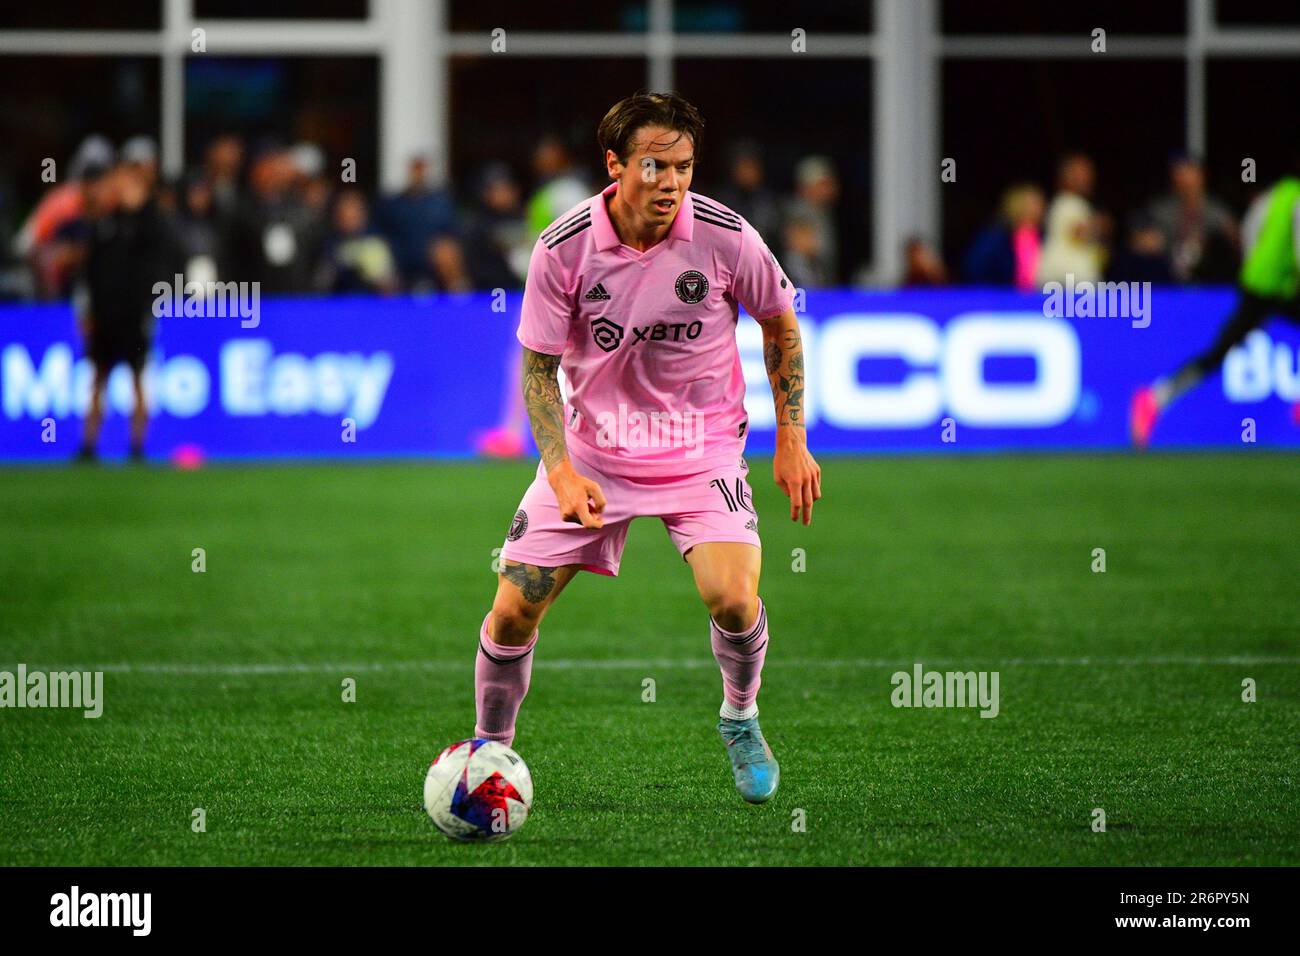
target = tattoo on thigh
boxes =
[502,562,559,604]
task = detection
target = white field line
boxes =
[1,656,1297,676]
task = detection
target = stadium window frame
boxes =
[3,0,1300,284]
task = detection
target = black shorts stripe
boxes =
[694,214,742,232]
[541,206,591,242]
[545,219,593,248]
[693,199,741,222]
[478,639,534,666]
[711,477,738,511]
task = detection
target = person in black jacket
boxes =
[76,161,172,462]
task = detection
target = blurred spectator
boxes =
[901,236,949,287]
[289,142,324,183]
[1036,153,1109,285]
[228,146,323,293]
[16,135,115,298]
[781,212,830,289]
[714,140,781,241]
[375,154,456,286]
[427,234,472,293]
[298,172,333,229]
[1145,154,1237,283]
[203,133,246,278]
[155,177,180,219]
[174,175,221,287]
[203,133,245,221]
[11,130,1260,301]
[962,183,1045,289]
[1107,212,1175,285]
[121,136,159,193]
[289,143,333,226]
[457,162,528,291]
[526,135,591,240]
[783,156,840,286]
[319,188,398,295]
[291,141,335,282]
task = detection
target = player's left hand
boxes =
[773,429,821,525]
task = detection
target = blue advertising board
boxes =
[2,288,1298,461]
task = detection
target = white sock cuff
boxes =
[720,700,758,721]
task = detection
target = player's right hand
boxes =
[548,461,606,529]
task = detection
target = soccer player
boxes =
[1131,171,1300,446]
[471,92,821,803]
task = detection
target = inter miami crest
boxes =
[590,317,623,352]
[675,270,709,304]
[507,509,528,542]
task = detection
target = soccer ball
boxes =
[423,738,533,841]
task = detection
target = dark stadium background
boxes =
[0,1,1297,871]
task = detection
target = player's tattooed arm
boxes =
[522,347,608,529]
[762,315,806,428]
[759,307,821,524]
[522,347,568,474]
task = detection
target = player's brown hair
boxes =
[597,92,705,165]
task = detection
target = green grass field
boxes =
[1,454,1297,866]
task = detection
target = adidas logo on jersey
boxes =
[584,283,611,301]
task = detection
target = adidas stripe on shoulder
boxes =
[692,197,743,232]
[542,206,593,248]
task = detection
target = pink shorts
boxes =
[498,451,761,577]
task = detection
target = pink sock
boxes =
[710,598,769,716]
[473,613,537,747]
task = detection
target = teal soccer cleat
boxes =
[718,716,780,803]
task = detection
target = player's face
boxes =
[609,124,695,226]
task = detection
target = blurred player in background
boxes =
[76,158,171,462]
[1131,168,1300,446]
[470,92,821,804]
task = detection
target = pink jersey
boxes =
[517,182,794,478]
